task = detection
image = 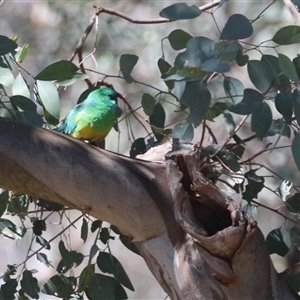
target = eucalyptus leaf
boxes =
[36,80,60,120]
[35,60,79,81]
[266,227,291,256]
[292,133,300,172]
[174,36,215,68]
[273,25,300,45]
[251,102,272,139]
[12,73,30,98]
[173,122,194,142]
[180,81,211,127]
[159,3,201,20]
[220,14,253,40]
[278,53,299,83]
[0,35,18,55]
[274,91,293,124]
[119,54,138,83]
[168,29,193,50]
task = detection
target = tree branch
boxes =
[0,117,173,242]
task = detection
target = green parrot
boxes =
[58,87,117,144]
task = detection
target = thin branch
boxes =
[70,1,221,64]
[241,143,272,164]
[211,115,249,159]
[250,199,296,224]
[95,1,221,25]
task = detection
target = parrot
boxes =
[58,87,117,145]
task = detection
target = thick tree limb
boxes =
[0,117,297,299]
[0,117,174,241]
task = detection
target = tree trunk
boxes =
[0,117,297,299]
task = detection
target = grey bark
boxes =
[0,117,297,299]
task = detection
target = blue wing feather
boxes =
[58,105,82,134]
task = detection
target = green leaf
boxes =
[174,36,215,68]
[0,36,18,55]
[10,95,37,111]
[36,236,50,250]
[164,66,207,82]
[37,199,64,211]
[42,275,76,298]
[158,58,174,90]
[236,49,249,66]
[91,220,102,233]
[7,195,29,217]
[266,227,291,256]
[272,25,300,45]
[220,14,253,40]
[0,67,14,87]
[57,241,84,274]
[214,41,243,63]
[251,102,272,139]
[20,270,40,299]
[292,133,300,172]
[81,218,88,243]
[293,89,300,126]
[141,93,156,116]
[119,235,140,256]
[0,191,8,218]
[223,113,235,135]
[286,193,300,213]
[149,102,165,142]
[0,218,24,239]
[36,80,60,121]
[96,252,134,291]
[242,170,264,203]
[130,138,146,158]
[167,29,193,50]
[267,119,291,138]
[159,3,201,20]
[56,73,89,87]
[35,60,79,81]
[119,54,138,83]
[0,279,17,300]
[16,110,44,127]
[15,44,30,63]
[275,92,293,124]
[86,274,127,300]
[100,227,113,244]
[12,74,30,98]
[247,59,275,94]
[181,81,211,127]
[293,55,300,80]
[173,122,194,142]
[223,77,244,105]
[32,219,46,236]
[262,55,290,92]
[37,253,53,268]
[201,58,230,73]
[278,53,299,82]
[78,264,95,292]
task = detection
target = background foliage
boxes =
[1,0,300,299]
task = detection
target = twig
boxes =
[241,143,272,164]
[211,115,249,159]
[250,199,296,224]
[70,1,221,64]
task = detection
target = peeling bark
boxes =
[0,117,297,299]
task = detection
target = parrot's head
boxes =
[97,87,118,102]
